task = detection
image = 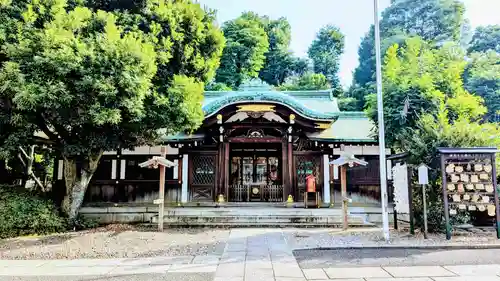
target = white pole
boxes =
[374,0,390,241]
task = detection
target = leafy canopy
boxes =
[366,37,486,148]
[468,25,500,54]
[258,16,309,86]
[215,12,269,88]
[279,72,330,91]
[1,0,225,158]
[464,50,500,122]
[350,0,467,110]
[0,0,225,218]
[307,25,344,91]
[366,36,497,232]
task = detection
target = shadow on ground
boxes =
[293,247,500,268]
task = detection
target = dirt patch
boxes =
[0,226,230,260]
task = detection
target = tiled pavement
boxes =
[2,229,500,280]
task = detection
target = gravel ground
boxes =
[0,225,229,260]
[1,226,500,260]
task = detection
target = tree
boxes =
[380,0,466,43]
[352,27,409,87]
[307,25,345,89]
[80,0,147,12]
[366,37,486,148]
[351,0,467,109]
[215,12,269,88]
[367,36,496,232]
[468,25,500,54]
[0,0,225,219]
[215,12,306,87]
[257,17,309,86]
[464,50,500,122]
[205,81,232,91]
[279,72,330,91]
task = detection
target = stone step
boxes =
[151,214,373,227]
[144,221,372,228]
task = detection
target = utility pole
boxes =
[373,0,391,241]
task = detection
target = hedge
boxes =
[0,185,66,238]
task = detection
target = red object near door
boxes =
[306,174,316,193]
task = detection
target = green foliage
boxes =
[2,6,158,156]
[342,83,375,111]
[366,37,486,148]
[464,51,500,122]
[307,25,344,89]
[0,0,225,218]
[258,17,309,86]
[468,25,500,54]
[81,0,146,13]
[205,81,232,91]
[0,185,66,238]
[279,72,330,91]
[337,97,362,112]
[215,12,269,88]
[70,213,99,230]
[381,0,466,42]
[351,0,467,109]
[368,36,498,232]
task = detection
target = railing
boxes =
[229,184,284,202]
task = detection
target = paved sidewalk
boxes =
[2,229,500,280]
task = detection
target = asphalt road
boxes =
[294,248,500,268]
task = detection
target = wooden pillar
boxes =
[341,165,348,230]
[224,142,230,200]
[216,143,224,199]
[282,141,288,201]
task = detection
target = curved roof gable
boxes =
[203,81,340,121]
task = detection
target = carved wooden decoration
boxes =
[315,122,332,129]
[236,104,275,112]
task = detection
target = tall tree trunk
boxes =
[62,152,103,220]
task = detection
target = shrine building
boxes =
[56,80,391,208]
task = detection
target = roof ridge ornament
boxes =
[238,79,273,91]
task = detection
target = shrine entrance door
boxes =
[228,143,283,202]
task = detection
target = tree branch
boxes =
[35,115,59,142]
[19,146,29,159]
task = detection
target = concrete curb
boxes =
[297,244,500,251]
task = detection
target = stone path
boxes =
[2,229,500,280]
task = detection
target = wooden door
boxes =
[189,151,217,201]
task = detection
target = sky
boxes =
[198,0,500,87]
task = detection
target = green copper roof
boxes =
[160,81,375,143]
[306,112,376,142]
[203,80,340,121]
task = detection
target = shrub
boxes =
[0,185,66,238]
[70,214,99,231]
